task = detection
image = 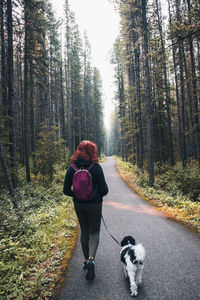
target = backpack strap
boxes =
[71,163,79,171]
[86,163,95,171]
[71,162,95,171]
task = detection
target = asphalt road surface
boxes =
[59,157,200,300]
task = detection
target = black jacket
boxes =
[63,158,108,203]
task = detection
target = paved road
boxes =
[59,157,200,300]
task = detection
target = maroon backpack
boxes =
[71,163,95,201]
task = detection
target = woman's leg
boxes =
[74,202,102,259]
[87,203,102,259]
[74,202,89,259]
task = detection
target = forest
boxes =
[0,0,105,204]
[0,0,200,299]
[109,0,200,184]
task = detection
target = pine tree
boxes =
[92,67,104,154]
[155,0,174,166]
[142,0,154,185]
[7,0,18,186]
[83,31,92,140]
[111,37,127,160]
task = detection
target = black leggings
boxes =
[74,202,102,259]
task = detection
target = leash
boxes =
[101,215,121,247]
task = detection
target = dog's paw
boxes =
[130,286,138,297]
[131,290,138,297]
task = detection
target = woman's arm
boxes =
[96,164,108,197]
[63,166,74,197]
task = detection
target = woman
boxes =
[63,140,108,281]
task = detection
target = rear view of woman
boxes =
[63,140,108,281]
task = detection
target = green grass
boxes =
[115,157,200,233]
[0,167,77,299]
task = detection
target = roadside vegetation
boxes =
[0,164,78,300]
[115,157,200,233]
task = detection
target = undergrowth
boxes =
[115,157,200,233]
[0,165,77,299]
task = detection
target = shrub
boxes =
[135,169,149,188]
[0,169,77,299]
[154,161,200,201]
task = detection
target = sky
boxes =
[51,0,120,129]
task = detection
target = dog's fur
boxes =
[120,236,145,297]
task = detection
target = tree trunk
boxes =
[175,0,187,166]
[0,140,18,208]
[155,0,174,166]
[183,47,194,158]
[130,2,144,169]
[118,67,125,161]
[65,62,72,153]
[135,45,144,169]
[187,0,200,166]
[83,55,88,139]
[49,43,54,125]
[24,0,31,182]
[168,0,183,163]
[29,57,35,157]
[1,0,7,107]
[178,40,187,167]
[142,0,154,186]
[197,39,200,78]
[59,58,65,140]
[71,85,76,152]
[7,0,18,187]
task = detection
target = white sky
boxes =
[51,0,120,129]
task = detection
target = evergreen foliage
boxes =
[109,0,200,185]
[32,121,68,182]
[0,0,105,191]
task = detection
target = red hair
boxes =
[71,140,98,163]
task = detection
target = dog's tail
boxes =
[134,244,145,263]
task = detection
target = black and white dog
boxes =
[120,236,145,297]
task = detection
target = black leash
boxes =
[101,215,121,247]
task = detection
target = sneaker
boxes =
[85,258,95,281]
[83,260,88,270]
